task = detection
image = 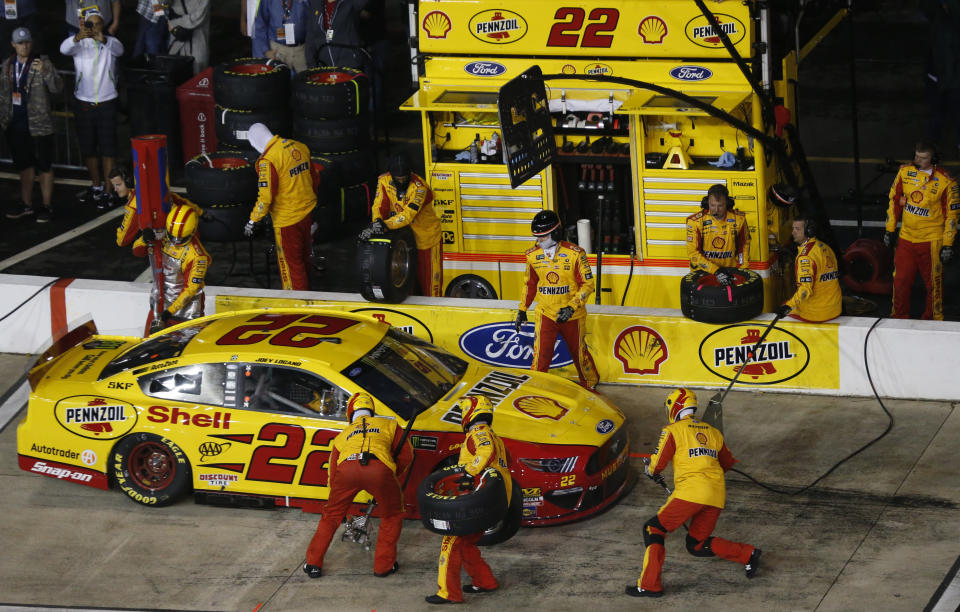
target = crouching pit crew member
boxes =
[686,183,750,285]
[627,388,761,598]
[776,218,842,322]
[304,393,413,579]
[427,395,511,604]
[515,210,599,390]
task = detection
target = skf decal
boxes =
[422,10,451,39]
[638,16,667,44]
[55,396,138,440]
[107,381,133,390]
[513,395,568,420]
[469,9,527,44]
[698,324,810,385]
[614,325,668,375]
[685,14,747,48]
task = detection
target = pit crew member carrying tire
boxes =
[303,393,414,579]
[627,388,761,598]
[685,184,750,285]
[776,218,842,322]
[245,122,318,291]
[884,141,960,320]
[426,395,511,605]
[360,154,442,296]
[514,210,599,390]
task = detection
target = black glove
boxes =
[160,310,173,323]
[556,306,574,323]
[456,474,475,491]
[514,310,527,332]
[883,231,895,248]
[652,473,666,487]
[358,219,387,241]
[714,270,732,286]
[141,228,158,242]
[940,246,953,264]
[776,304,792,318]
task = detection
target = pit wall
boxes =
[0,274,955,401]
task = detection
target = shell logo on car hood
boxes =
[54,395,138,440]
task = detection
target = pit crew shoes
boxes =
[374,562,399,577]
[302,563,322,579]
[425,595,458,604]
[463,584,497,593]
[745,548,762,578]
[625,586,663,597]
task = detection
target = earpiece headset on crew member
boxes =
[803,217,818,239]
[531,209,564,242]
[664,388,698,423]
[701,183,734,210]
[458,395,494,432]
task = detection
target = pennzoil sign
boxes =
[469,9,528,44]
[55,395,138,440]
[685,14,746,48]
[698,324,810,385]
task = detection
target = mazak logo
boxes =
[422,10,452,39]
[350,308,434,342]
[614,325,668,375]
[459,322,572,368]
[55,396,138,440]
[685,14,746,48]
[699,324,810,385]
[513,395,568,420]
[638,16,668,44]
[469,9,527,44]
[669,65,713,81]
[464,61,507,77]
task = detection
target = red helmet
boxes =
[664,388,697,423]
[458,395,494,432]
[346,393,375,422]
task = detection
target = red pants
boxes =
[532,314,599,390]
[436,532,497,602]
[274,213,313,291]
[639,497,754,593]
[892,238,943,320]
[305,458,404,575]
[417,243,442,297]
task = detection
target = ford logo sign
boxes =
[669,65,713,81]
[463,61,507,77]
[459,322,573,368]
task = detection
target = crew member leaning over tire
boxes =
[685,183,750,286]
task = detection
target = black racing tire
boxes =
[313,148,375,188]
[357,226,417,303]
[680,269,764,323]
[215,105,291,150]
[342,182,372,223]
[445,274,498,299]
[185,151,258,207]
[213,58,291,110]
[198,202,253,242]
[112,432,191,507]
[292,115,367,155]
[417,465,509,536]
[292,67,370,119]
[477,480,522,546]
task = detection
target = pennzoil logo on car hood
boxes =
[54,395,138,440]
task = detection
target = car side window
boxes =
[230,364,349,420]
[138,364,226,406]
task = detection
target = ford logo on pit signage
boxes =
[459,322,573,368]
[464,61,507,77]
[669,65,713,81]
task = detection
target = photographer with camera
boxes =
[64,1,120,37]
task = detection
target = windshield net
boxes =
[98,322,209,380]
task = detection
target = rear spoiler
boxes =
[27,319,98,390]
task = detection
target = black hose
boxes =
[0,278,60,324]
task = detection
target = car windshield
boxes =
[342,328,467,421]
[98,322,209,380]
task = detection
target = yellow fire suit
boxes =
[435,421,511,602]
[116,193,203,257]
[886,164,960,320]
[686,209,750,274]
[519,241,598,389]
[252,135,318,290]
[785,237,842,322]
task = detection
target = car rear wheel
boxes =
[113,432,191,507]
[417,465,508,536]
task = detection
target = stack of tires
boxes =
[291,67,375,234]
[212,58,292,155]
[184,151,258,242]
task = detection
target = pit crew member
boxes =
[514,210,599,390]
[685,183,750,285]
[884,141,959,320]
[245,122,318,291]
[427,395,511,605]
[776,218,842,322]
[361,154,442,296]
[627,388,760,598]
[304,393,413,579]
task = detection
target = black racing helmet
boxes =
[531,210,562,241]
[389,154,410,187]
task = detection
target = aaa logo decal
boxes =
[469,9,527,44]
[685,14,746,48]
[638,16,667,44]
[699,324,810,385]
[614,325,668,375]
[422,10,452,39]
[55,395,138,440]
[513,395,568,420]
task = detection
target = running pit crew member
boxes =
[685,183,750,285]
[776,218,842,322]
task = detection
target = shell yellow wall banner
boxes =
[217,296,840,392]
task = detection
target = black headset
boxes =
[804,217,818,238]
[113,166,133,188]
[702,184,735,210]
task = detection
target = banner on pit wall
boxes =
[216,296,839,392]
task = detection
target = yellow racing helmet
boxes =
[346,393,375,422]
[459,395,494,432]
[165,203,199,245]
[664,388,697,423]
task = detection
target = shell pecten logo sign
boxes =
[469,9,527,44]
[638,16,668,44]
[422,10,451,39]
[614,325,668,375]
[513,395,568,420]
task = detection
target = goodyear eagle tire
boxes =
[477,480,522,546]
[292,115,366,155]
[213,58,290,109]
[292,67,370,119]
[113,432,191,507]
[185,151,258,207]
[680,269,763,324]
[417,465,508,536]
[215,104,290,149]
[357,226,417,303]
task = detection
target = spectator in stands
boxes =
[306,0,369,70]
[1,27,62,223]
[60,8,123,209]
[64,1,121,37]
[0,1,40,60]
[166,0,210,73]
[131,0,168,60]
[254,0,310,73]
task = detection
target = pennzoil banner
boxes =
[216,295,839,392]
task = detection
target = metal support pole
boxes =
[848,0,863,237]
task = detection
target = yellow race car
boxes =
[17,309,633,525]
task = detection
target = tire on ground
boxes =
[292,67,370,119]
[213,58,290,110]
[215,105,291,149]
[680,269,764,324]
[356,226,417,303]
[112,432,192,507]
[478,479,522,546]
[417,465,509,536]
[293,115,366,155]
[185,151,258,207]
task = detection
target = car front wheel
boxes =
[113,432,192,507]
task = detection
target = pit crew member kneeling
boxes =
[627,388,760,598]
[686,183,750,285]
[514,210,599,390]
[776,218,842,322]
